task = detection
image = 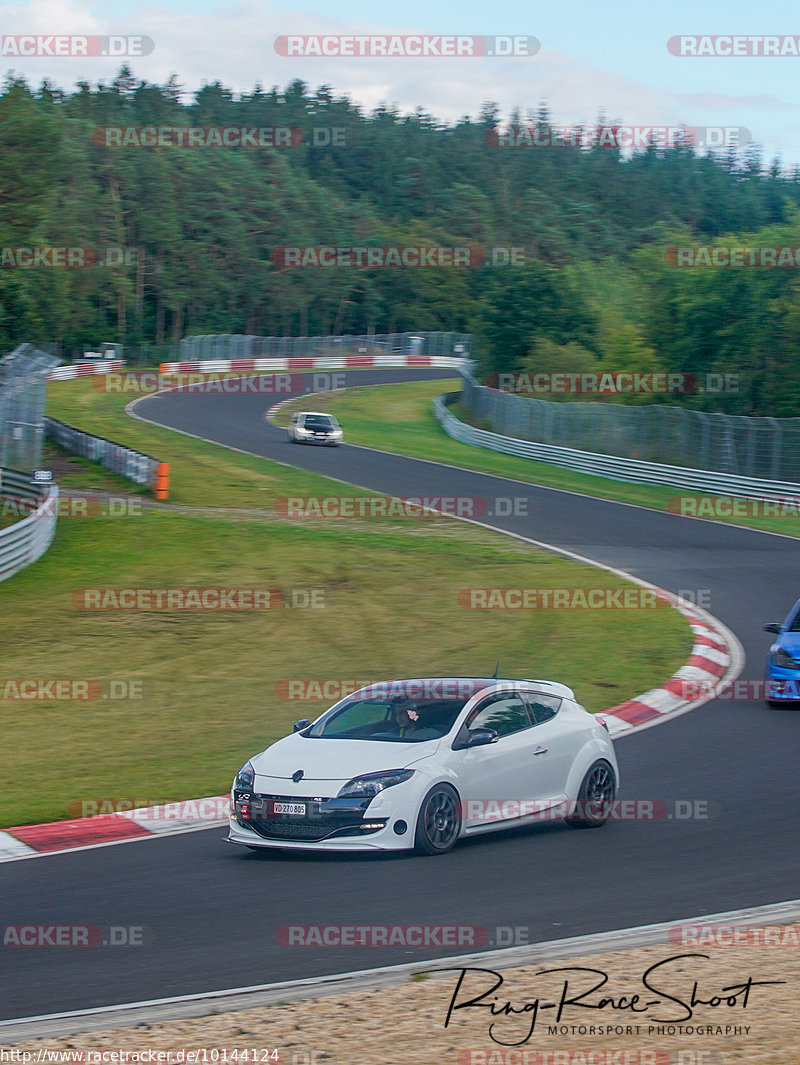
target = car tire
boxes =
[565,760,616,829]
[414,783,462,855]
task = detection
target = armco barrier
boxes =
[0,468,59,584]
[45,417,169,499]
[159,354,469,374]
[434,393,800,503]
[45,361,124,382]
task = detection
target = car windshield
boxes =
[307,696,470,742]
[305,415,335,429]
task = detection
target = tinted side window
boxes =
[526,692,562,725]
[469,695,531,738]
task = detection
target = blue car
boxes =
[764,599,800,706]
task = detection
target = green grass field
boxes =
[0,372,694,828]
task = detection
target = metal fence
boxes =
[179,333,474,361]
[45,417,163,491]
[437,391,800,501]
[461,373,800,484]
[0,468,59,584]
[0,344,61,472]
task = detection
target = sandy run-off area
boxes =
[7,922,799,1065]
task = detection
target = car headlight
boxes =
[772,648,798,669]
[337,769,414,800]
[235,760,255,790]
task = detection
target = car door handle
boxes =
[533,746,548,755]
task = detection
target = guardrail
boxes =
[0,468,59,585]
[160,354,470,374]
[45,418,169,499]
[433,393,800,502]
[46,361,125,382]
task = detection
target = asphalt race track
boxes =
[2,367,799,1022]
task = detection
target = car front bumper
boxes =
[766,666,800,701]
[227,789,417,851]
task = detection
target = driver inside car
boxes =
[385,699,441,741]
[388,700,420,736]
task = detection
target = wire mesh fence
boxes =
[461,373,800,483]
[0,344,61,473]
[178,333,474,361]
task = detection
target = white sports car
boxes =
[287,411,343,445]
[228,678,619,855]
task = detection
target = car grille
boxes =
[234,792,385,842]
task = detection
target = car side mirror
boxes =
[463,728,499,748]
[293,719,312,733]
[764,623,782,634]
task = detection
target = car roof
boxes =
[349,678,575,700]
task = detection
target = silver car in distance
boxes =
[287,411,343,445]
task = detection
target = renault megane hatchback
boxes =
[227,678,619,856]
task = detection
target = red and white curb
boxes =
[600,597,736,736]
[0,795,229,863]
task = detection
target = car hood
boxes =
[250,733,441,782]
[775,632,800,654]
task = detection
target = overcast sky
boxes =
[2,0,799,167]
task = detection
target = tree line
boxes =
[2,68,800,413]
